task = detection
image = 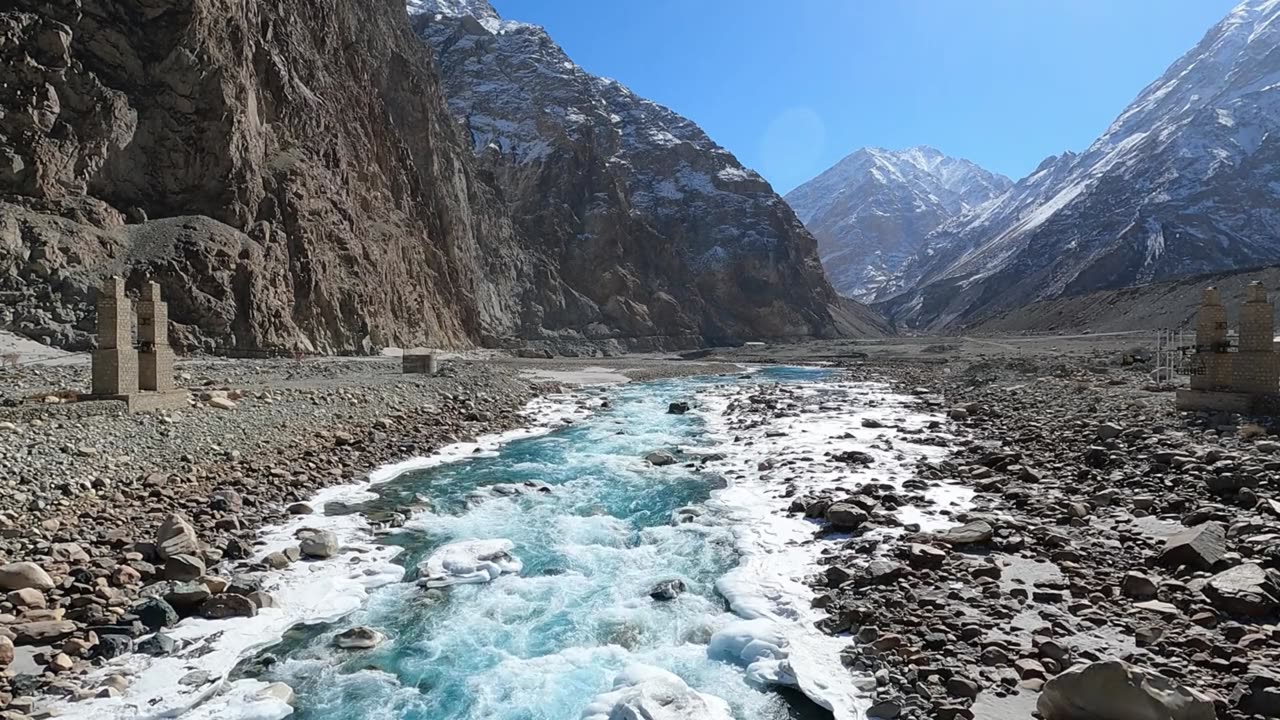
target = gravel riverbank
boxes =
[0,357,560,713]
[803,354,1280,720]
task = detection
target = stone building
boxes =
[1178,282,1280,413]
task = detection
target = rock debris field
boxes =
[793,354,1280,720]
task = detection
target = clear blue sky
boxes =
[488,0,1239,193]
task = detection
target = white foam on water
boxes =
[50,392,589,720]
[696,371,972,720]
[582,664,734,720]
[417,538,524,588]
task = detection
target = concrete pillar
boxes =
[1233,281,1278,394]
[137,280,175,392]
[91,276,138,396]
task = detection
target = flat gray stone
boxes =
[1158,522,1225,571]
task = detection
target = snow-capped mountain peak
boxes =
[784,147,1011,300]
[878,0,1280,330]
[406,0,525,33]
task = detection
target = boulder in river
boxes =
[649,580,686,601]
[133,597,179,630]
[300,530,340,559]
[667,401,691,415]
[1037,659,1215,720]
[708,619,796,687]
[824,503,869,531]
[582,665,732,720]
[199,593,259,619]
[138,632,178,657]
[334,626,386,649]
[646,450,677,467]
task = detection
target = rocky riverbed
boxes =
[0,356,560,715]
[792,353,1280,719]
[8,344,1280,720]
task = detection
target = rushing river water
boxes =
[58,366,962,720]
[247,368,835,720]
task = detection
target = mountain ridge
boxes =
[879,0,1280,330]
[411,0,888,347]
[785,146,1011,301]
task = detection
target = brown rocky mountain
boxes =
[0,0,881,355]
[412,0,884,351]
[1,0,527,353]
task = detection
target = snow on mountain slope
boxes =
[785,146,1010,300]
[407,0,888,344]
[881,0,1280,330]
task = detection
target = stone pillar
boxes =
[137,281,175,392]
[1191,287,1231,391]
[1233,281,1279,394]
[91,276,138,396]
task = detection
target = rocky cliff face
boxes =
[784,146,1010,301]
[0,0,880,354]
[881,0,1280,330]
[1,0,525,352]
[411,0,878,348]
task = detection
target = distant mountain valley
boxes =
[791,0,1280,333]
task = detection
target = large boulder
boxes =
[824,503,869,531]
[299,530,339,559]
[133,597,180,631]
[333,626,385,650]
[199,593,258,619]
[1159,522,1225,571]
[0,562,55,591]
[163,554,207,582]
[1234,672,1280,718]
[645,451,677,467]
[1203,563,1280,617]
[649,580,686,602]
[1037,660,1215,720]
[12,620,78,645]
[934,520,994,546]
[156,513,201,560]
[582,665,733,720]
